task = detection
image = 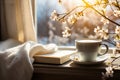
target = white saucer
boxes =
[70,53,109,65]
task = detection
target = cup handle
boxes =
[99,43,109,55]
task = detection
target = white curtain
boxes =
[4,0,36,42]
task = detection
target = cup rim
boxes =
[75,39,102,43]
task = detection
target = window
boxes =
[37,0,70,46]
[36,0,120,47]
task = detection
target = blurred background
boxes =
[37,0,119,46]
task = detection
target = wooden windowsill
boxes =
[32,60,120,80]
[32,47,120,80]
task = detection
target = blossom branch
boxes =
[82,0,120,26]
[115,0,120,9]
[58,6,86,21]
[104,39,116,46]
[111,55,120,64]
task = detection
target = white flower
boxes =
[94,26,101,33]
[67,15,77,24]
[99,29,109,39]
[113,10,120,17]
[62,27,71,38]
[50,10,58,21]
[94,26,109,39]
[115,26,120,34]
[105,66,114,77]
[101,17,109,25]
[114,26,120,40]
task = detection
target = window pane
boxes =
[37,0,120,47]
[37,0,72,46]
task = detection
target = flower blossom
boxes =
[50,10,58,21]
[115,26,120,34]
[101,17,109,25]
[113,10,120,17]
[94,26,101,33]
[67,15,77,24]
[102,65,114,80]
[115,26,120,40]
[94,26,109,39]
[99,29,109,39]
[105,66,114,77]
[62,27,71,38]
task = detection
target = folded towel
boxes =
[0,39,57,80]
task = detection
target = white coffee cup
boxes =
[75,39,108,62]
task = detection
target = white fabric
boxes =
[0,39,57,80]
[4,0,36,42]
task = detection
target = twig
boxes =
[115,0,120,10]
[111,55,120,64]
[58,6,84,21]
[82,0,120,26]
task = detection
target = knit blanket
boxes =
[0,39,57,80]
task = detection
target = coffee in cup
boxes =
[75,39,108,62]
